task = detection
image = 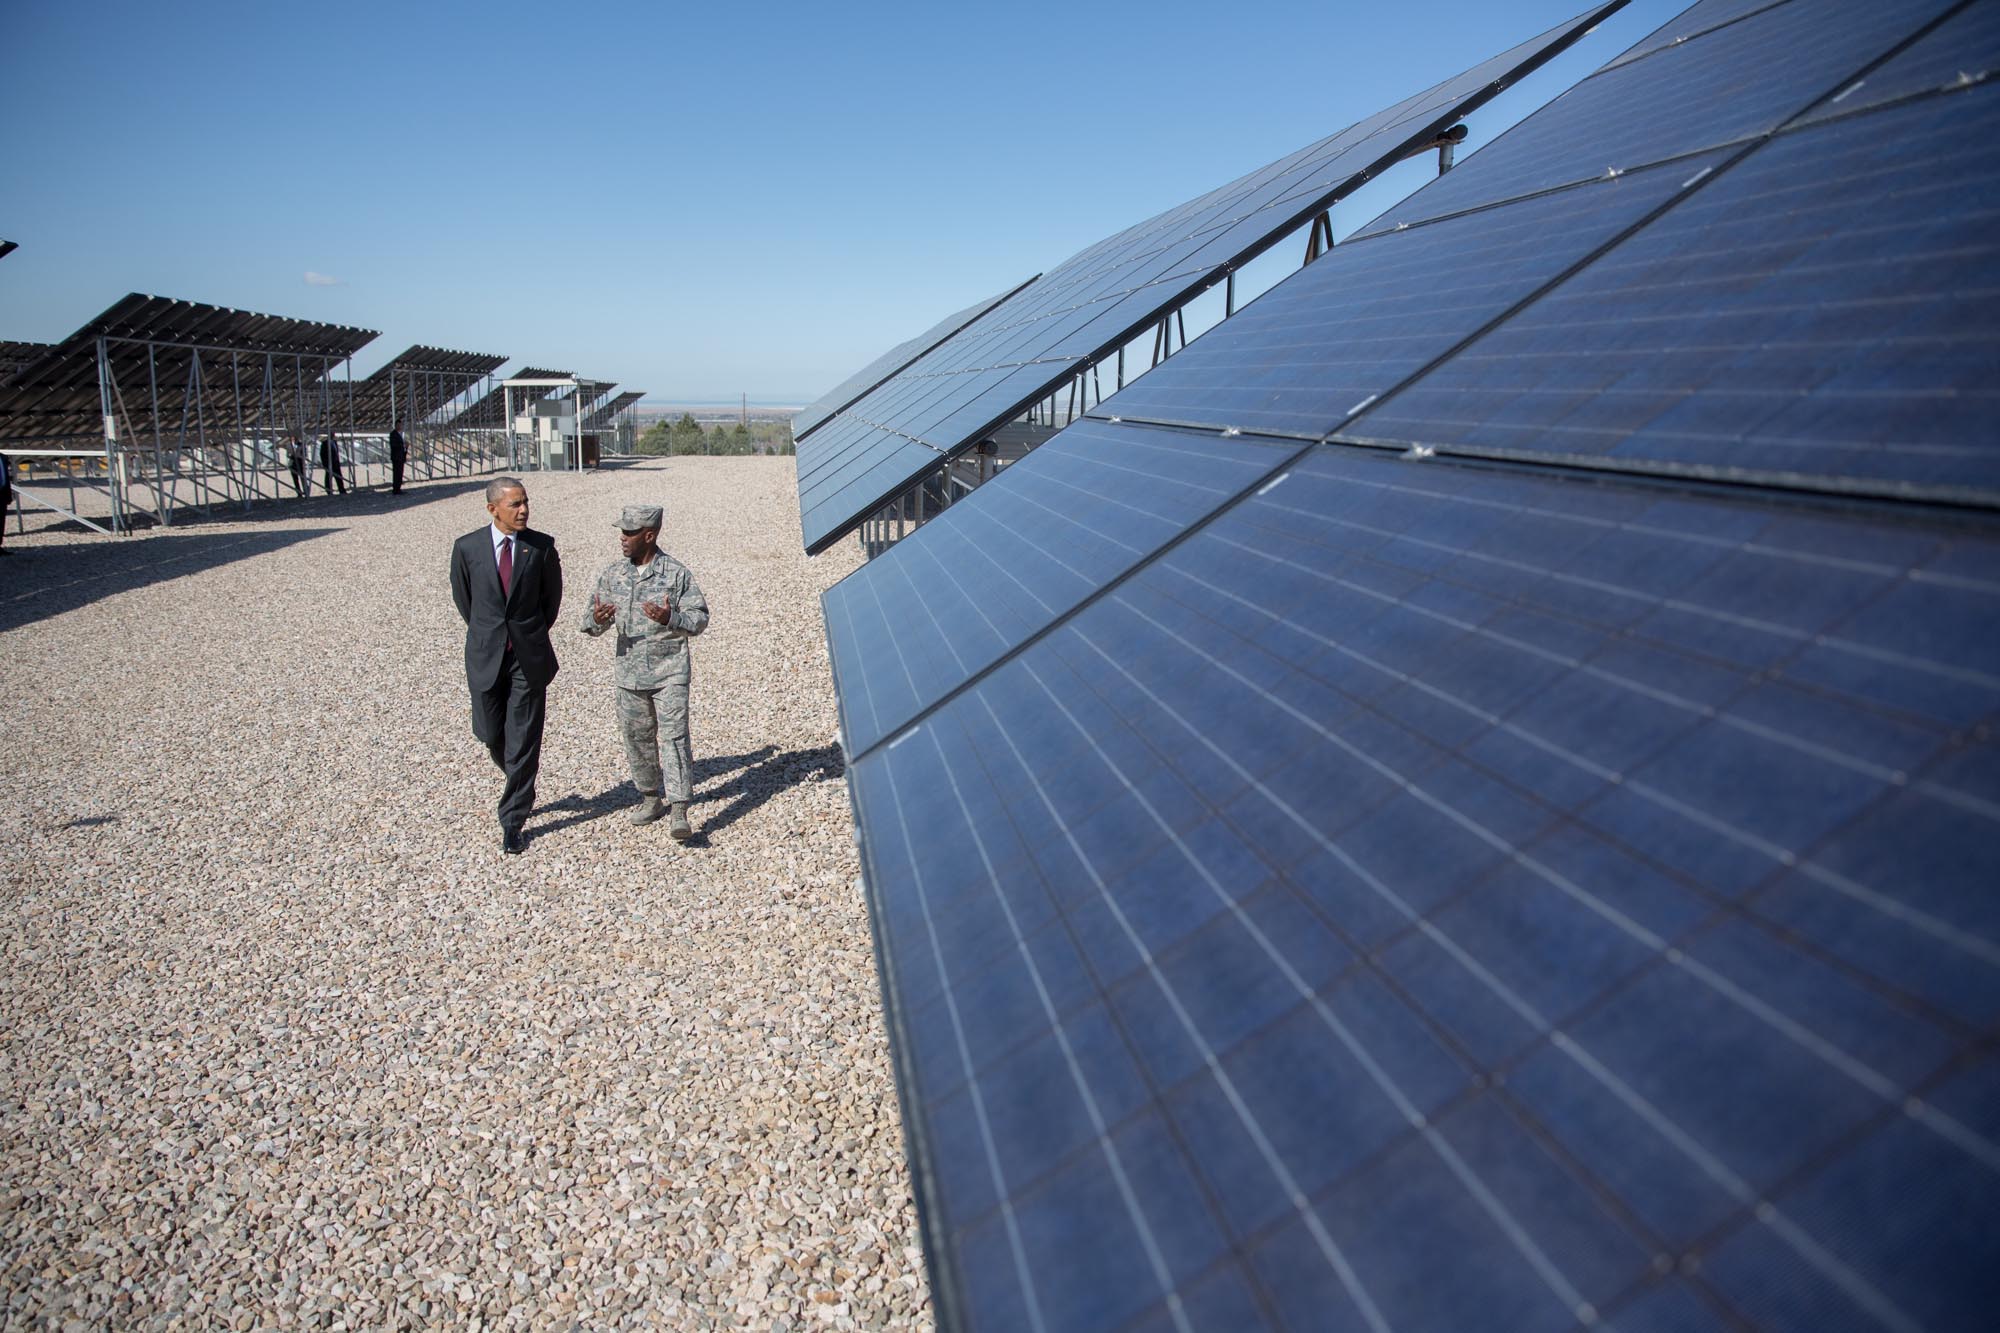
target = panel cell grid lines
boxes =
[826,420,1296,757]
[1792,0,2000,125]
[1355,0,1961,236]
[793,278,1037,444]
[793,1,1626,554]
[1085,151,1722,441]
[831,5,2000,1327]
[1345,75,2000,500]
[855,443,2000,1332]
[1601,0,1785,69]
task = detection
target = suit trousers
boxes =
[470,650,546,831]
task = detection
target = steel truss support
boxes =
[1304,210,1335,264]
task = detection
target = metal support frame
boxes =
[6,333,511,536]
[1304,210,1336,264]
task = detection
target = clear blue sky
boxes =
[1,0,1684,404]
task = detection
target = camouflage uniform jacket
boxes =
[578,553,709,689]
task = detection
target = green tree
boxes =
[669,412,704,456]
[634,420,672,456]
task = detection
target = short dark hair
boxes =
[485,476,526,503]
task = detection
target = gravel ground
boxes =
[0,459,933,1330]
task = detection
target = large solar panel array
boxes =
[0,294,379,445]
[794,2,1628,555]
[825,1,2000,1328]
[338,345,508,432]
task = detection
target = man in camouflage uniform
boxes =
[580,504,710,838]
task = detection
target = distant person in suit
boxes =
[287,435,309,497]
[389,428,408,494]
[0,449,14,556]
[320,434,348,494]
[449,477,563,853]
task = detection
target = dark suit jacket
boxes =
[450,526,563,691]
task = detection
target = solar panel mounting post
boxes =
[145,340,169,527]
[1305,210,1336,263]
[94,336,123,534]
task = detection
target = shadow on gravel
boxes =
[527,743,845,844]
[532,785,638,836]
[0,526,342,633]
[692,742,845,841]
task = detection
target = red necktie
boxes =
[499,537,514,597]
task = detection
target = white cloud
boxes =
[303,271,343,287]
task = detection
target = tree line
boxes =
[634,413,796,457]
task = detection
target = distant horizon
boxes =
[639,399,805,413]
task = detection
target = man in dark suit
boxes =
[450,476,563,853]
[320,434,348,494]
[388,428,408,494]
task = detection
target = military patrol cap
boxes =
[616,504,663,531]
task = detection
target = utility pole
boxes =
[741,393,747,426]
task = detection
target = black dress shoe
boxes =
[502,827,528,855]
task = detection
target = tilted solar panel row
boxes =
[858,441,2000,1333]
[793,2,1629,555]
[825,0,2000,1328]
[585,390,645,431]
[0,294,381,444]
[793,277,1040,445]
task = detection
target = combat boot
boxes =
[669,802,692,841]
[629,793,665,825]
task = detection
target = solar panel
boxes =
[585,390,645,430]
[823,150,1743,760]
[0,341,50,387]
[826,420,1297,758]
[828,3,2000,1328]
[1344,80,2000,501]
[794,1,1628,554]
[1601,0,1785,69]
[0,294,378,445]
[1086,151,1722,441]
[1792,0,2000,123]
[1353,0,1960,236]
[794,278,1038,444]
[854,441,2000,1332]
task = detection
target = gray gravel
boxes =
[0,459,932,1330]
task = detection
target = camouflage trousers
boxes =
[614,684,694,802]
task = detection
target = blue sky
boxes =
[1,0,1685,404]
